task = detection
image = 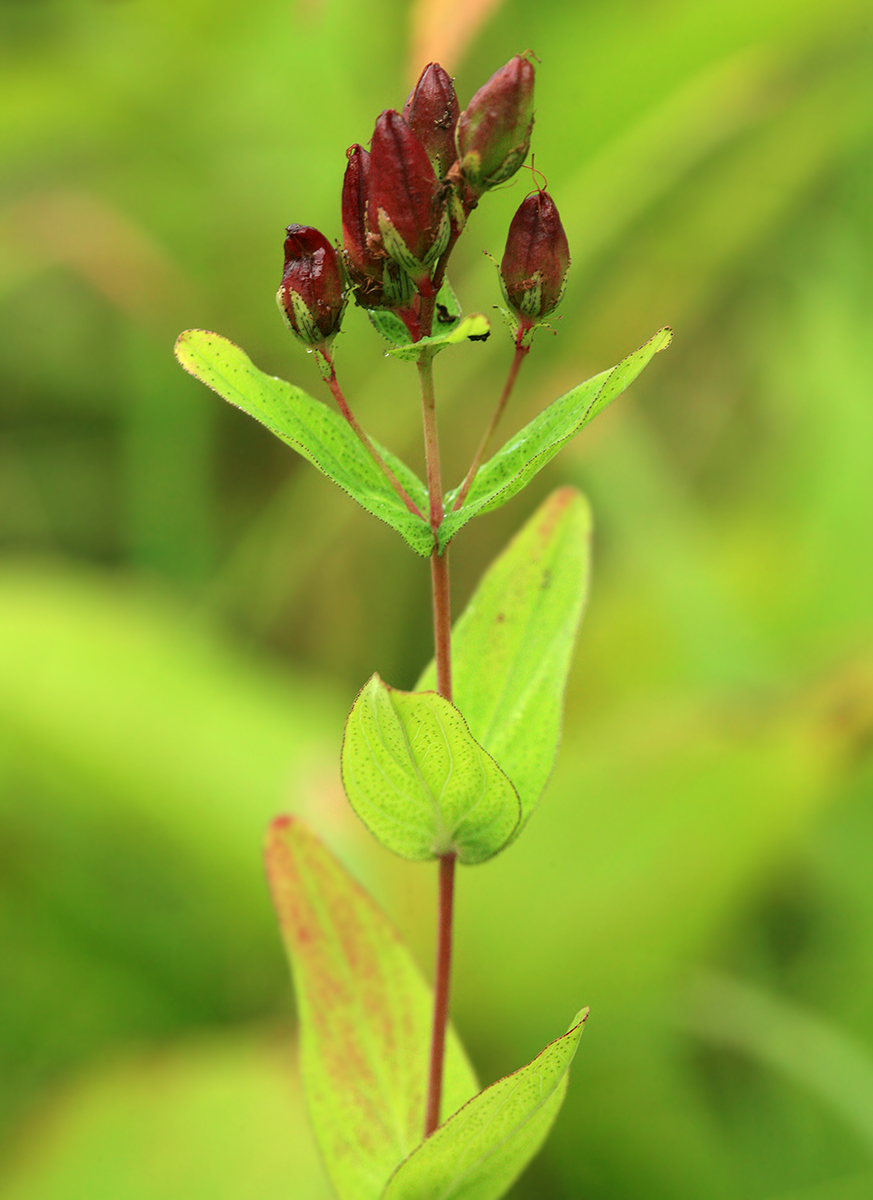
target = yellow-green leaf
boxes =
[265,818,478,1200]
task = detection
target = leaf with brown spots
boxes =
[265,818,478,1200]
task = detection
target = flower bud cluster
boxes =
[276,52,570,348]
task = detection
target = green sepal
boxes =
[419,488,591,836]
[266,817,479,1200]
[174,330,433,557]
[382,1010,588,1200]
[439,326,672,549]
[341,674,520,864]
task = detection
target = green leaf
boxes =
[419,488,591,835]
[368,279,464,347]
[341,674,520,864]
[266,818,479,1200]
[439,327,672,548]
[386,314,491,361]
[174,330,433,557]
[382,1010,588,1200]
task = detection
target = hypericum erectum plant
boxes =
[176,52,670,1200]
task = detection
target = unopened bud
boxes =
[276,225,345,345]
[402,63,460,178]
[368,110,449,281]
[456,53,535,191]
[341,143,415,310]
[500,190,570,325]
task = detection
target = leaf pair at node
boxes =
[341,488,592,865]
[174,323,671,558]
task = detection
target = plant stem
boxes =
[453,341,530,512]
[416,308,456,1137]
[321,352,425,519]
[425,852,456,1137]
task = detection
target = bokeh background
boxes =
[2,0,873,1196]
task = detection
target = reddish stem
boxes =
[414,292,457,1137]
[321,352,424,519]
[425,852,456,1136]
[453,340,530,512]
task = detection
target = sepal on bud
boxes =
[402,62,460,178]
[499,189,570,342]
[276,225,346,346]
[456,53,535,192]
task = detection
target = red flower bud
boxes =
[500,190,570,323]
[276,225,345,345]
[456,53,535,191]
[341,143,415,310]
[402,62,459,178]
[368,110,449,278]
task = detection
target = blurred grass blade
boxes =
[684,971,873,1154]
[439,327,672,547]
[174,331,432,556]
[419,488,591,833]
[382,1009,588,1200]
[266,818,479,1200]
[341,674,520,864]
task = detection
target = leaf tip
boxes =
[656,326,673,352]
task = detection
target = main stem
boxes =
[418,317,456,1137]
[425,852,456,1136]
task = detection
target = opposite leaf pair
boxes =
[342,487,592,865]
[174,319,672,557]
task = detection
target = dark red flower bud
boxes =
[276,225,345,345]
[402,62,460,178]
[368,110,449,278]
[341,144,372,281]
[456,53,535,191]
[341,143,415,311]
[500,190,570,323]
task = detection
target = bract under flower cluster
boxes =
[275,53,570,350]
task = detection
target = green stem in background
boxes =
[320,350,425,519]
[453,340,530,512]
[417,296,456,1138]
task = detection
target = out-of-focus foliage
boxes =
[1,0,872,1197]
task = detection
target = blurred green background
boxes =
[2,0,873,1196]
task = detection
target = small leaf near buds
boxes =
[456,53,535,193]
[402,62,460,179]
[368,110,450,287]
[276,225,346,347]
[500,189,570,344]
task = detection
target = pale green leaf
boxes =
[419,488,591,834]
[266,818,479,1200]
[386,313,491,361]
[382,1010,588,1200]
[174,330,433,556]
[368,278,463,346]
[341,675,520,864]
[438,327,672,548]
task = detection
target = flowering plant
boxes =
[176,52,669,1199]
